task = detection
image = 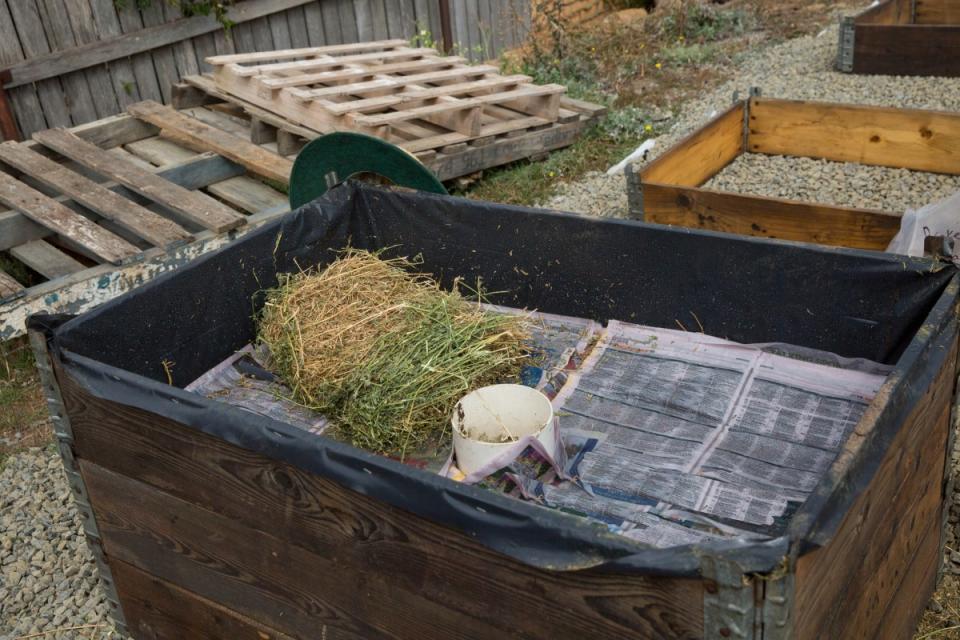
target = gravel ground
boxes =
[1,448,126,640]
[545,14,960,217]
[6,6,960,640]
[704,154,960,213]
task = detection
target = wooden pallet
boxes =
[204,40,572,146]
[177,73,606,182]
[0,102,292,341]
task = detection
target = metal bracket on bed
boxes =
[837,16,856,73]
[701,555,757,639]
[733,87,761,153]
[624,162,644,220]
[28,331,130,637]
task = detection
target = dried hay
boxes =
[258,250,531,456]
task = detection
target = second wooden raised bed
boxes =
[626,96,960,251]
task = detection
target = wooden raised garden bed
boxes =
[838,0,960,77]
[626,96,960,251]
[31,183,960,639]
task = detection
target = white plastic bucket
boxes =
[451,384,556,476]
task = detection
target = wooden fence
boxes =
[0,0,532,140]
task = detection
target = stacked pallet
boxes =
[180,40,604,180]
[0,101,293,341]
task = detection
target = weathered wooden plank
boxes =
[2,0,320,88]
[794,336,956,638]
[286,6,311,48]
[0,0,46,137]
[34,128,245,233]
[429,119,585,180]
[128,101,292,184]
[161,2,202,84]
[0,153,245,252]
[86,0,142,108]
[336,0,360,42]
[641,183,902,250]
[641,101,744,186]
[5,1,72,127]
[138,3,181,105]
[62,0,122,119]
[748,98,960,174]
[9,239,84,279]
[206,176,288,214]
[125,137,197,167]
[267,11,294,51]
[0,267,24,298]
[371,0,390,40]
[112,560,301,640]
[0,142,193,247]
[1,203,279,341]
[36,0,99,124]
[0,171,138,263]
[851,25,960,77]
[113,0,164,103]
[66,392,706,640]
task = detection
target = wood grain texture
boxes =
[61,372,705,640]
[111,560,300,640]
[9,239,84,278]
[640,101,743,186]
[0,170,139,263]
[642,183,902,250]
[794,336,957,639]
[127,101,292,184]
[0,141,192,247]
[0,267,24,297]
[33,127,245,233]
[915,0,960,23]
[851,25,960,77]
[748,98,960,174]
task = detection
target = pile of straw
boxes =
[258,250,531,456]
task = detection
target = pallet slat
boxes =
[0,142,193,248]
[9,239,85,279]
[0,268,24,299]
[32,128,245,234]
[0,171,139,265]
[127,101,293,185]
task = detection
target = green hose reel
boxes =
[288,132,448,209]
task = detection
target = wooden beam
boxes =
[642,183,902,251]
[9,240,85,279]
[0,171,139,264]
[0,268,23,299]
[128,101,292,184]
[0,142,193,248]
[748,98,960,175]
[33,128,245,233]
[641,102,744,186]
[0,0,319,88]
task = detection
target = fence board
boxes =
[114,1,164,103]
[7,1,72,127]
[0,0,46,136]
[87,0,141,107]
[0,0,534,139]
[39,0,99,124]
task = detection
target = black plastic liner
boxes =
[32,182,959,577]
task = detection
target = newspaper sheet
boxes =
[554,321,889,537]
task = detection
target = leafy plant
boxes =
[113,0,236,29]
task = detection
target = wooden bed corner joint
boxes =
[700,553,794,640]
[27,329,130,636]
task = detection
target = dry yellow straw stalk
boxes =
[258,250,530,456]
